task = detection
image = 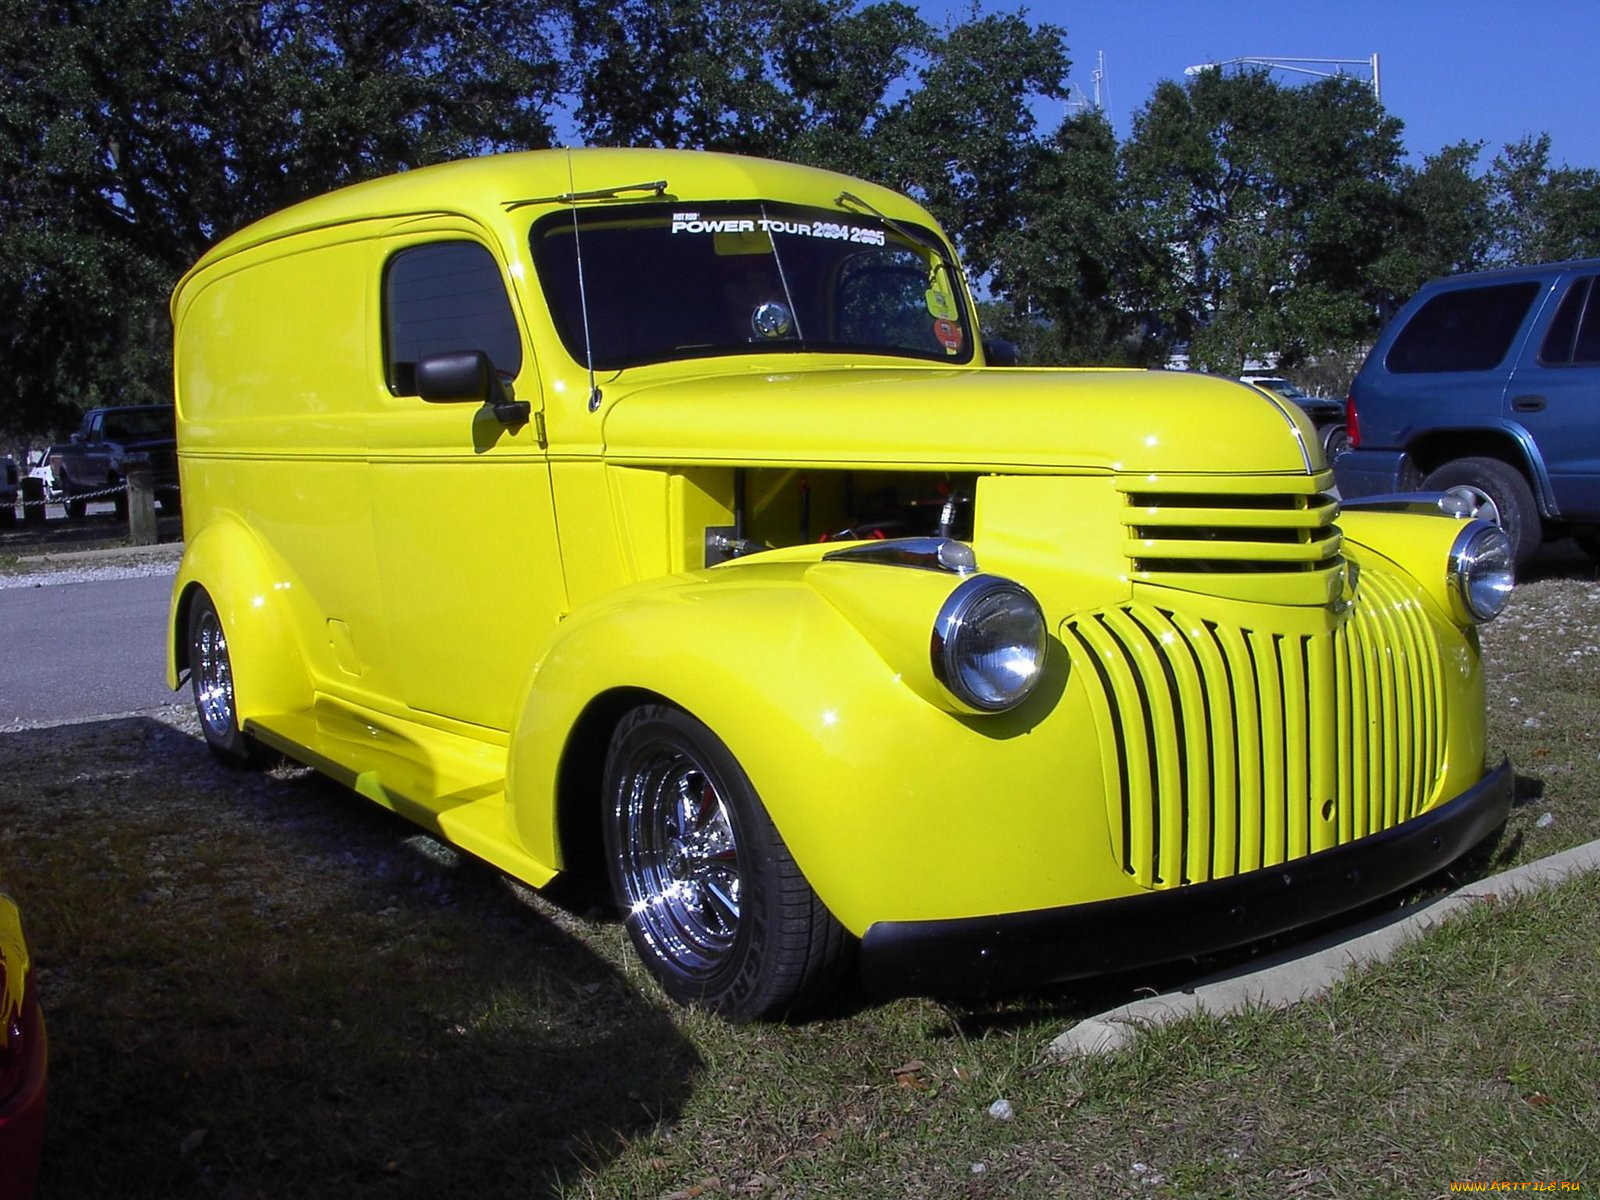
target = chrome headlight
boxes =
[1449,521,1514,622]
[931,576,1047,712]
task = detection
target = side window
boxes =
[384,241,522,395]
[1386,282,1541,374]
[1539,276,1600,365]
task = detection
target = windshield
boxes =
[530,200,973,370]
[1249,378,1310,402]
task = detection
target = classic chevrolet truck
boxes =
[167,148,1514,1019]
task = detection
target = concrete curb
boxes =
[12,541,184,567]
[1048,838,1600,1058]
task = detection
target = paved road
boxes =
[2,571,181,724]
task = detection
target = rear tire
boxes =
[1422,457,1541,571]
[602,704,851,1021]
[186,590,269,768]
[1320,423,1350,460]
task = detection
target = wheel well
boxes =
[1406,430,1534,481]
[552,686,669,906]
[171,581,200,680]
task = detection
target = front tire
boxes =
[1422,457,1541,571]
[602,704,850,1021]
[187,590,268,767]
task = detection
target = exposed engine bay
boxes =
[707,468,978,565]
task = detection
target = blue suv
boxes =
[1336,259,1600,569]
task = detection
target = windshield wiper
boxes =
[503,179,669,212]
[836,190,940,255]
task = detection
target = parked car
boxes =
[23,450,60,505]
[167,148,1514,1020]
[1241,375,1349,458]
[0,458,17,528]
[0,879,46,1200]
[50,404,179,520]
[1336,259,1600,568]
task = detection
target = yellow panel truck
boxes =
[168,149,1514,1020]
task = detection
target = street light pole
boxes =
[1184,54,1381,104]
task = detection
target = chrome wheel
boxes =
[611,736,743,977]
[1423,457,1541,571]
[187,590,265,766]
[602,704,851,1019]
[193,607,236,740]
[1441,484,1500,525]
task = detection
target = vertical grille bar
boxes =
[1306,633,1339,854]
[1214,623,1264,873]
[1102,608,1185,885]
[1065,578,1446,892]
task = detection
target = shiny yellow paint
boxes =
[169,148,1498,942]
[0,887,28,1047]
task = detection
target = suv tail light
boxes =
[1345,394,1361,448]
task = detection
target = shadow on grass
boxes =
[0,716,699,1200]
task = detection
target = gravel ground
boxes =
[0,544,182,590]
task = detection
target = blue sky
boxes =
[924,1,1600,169]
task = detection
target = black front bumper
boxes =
[859,759,1514,998]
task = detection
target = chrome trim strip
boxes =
[1249,388,1317,475]
[822,536,978,574]
[1340,490,1492,519]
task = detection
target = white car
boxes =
[25,448,63,503]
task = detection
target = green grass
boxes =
[2,559,1597,1199]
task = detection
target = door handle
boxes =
[1512,394,1546,412]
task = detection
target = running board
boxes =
[244,703,557,888]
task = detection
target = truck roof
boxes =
[178,148,938,297]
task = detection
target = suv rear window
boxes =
[1385,282,1540,373]
[1539,276,1600,365]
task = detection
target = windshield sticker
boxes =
[672,212,887,246]
[934,318,964,355]
[925,289,958,320]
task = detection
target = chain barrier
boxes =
[6,480,130,511]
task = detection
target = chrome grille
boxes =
[1064,570,1446,889]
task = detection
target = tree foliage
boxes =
[0,0,563,434]
[1372,140,1495,317]
[1487,134,1600,266]
[1119,69,1405,374]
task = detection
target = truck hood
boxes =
[598,365,1320,476]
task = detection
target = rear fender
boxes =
[167,516,313,720]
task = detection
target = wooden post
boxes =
[125,457,158,545]
[20,475,45,530]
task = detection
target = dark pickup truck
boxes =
[49,404,179,519]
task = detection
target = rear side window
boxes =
[384,241,522,395]
[1539,276,1600,365]
[1386,282,1541,373]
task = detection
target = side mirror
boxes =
[416,350,530,427]
[417,350,494,404]
[983,338,1020,367]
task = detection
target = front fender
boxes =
[167,515,314,720]
[505,559,1112,935]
